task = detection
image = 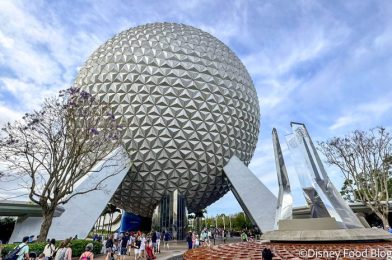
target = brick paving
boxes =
[183,241,392,259]
[90,241,187,260]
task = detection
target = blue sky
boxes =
[0,0,391,217]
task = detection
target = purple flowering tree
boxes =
[0,87,124,241]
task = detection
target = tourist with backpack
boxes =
[54,239,72,260]
[4,236,29,260]
[105,235,113,260]
[79,243,94,260]
[43,239,56,260]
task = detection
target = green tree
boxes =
[194,208,207,232]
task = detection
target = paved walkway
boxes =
[90,238,242,260]
[92,241,188,260]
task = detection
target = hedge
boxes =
[1,240,102,257]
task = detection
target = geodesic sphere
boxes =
[74,23,260,217]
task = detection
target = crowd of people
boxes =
[184,227,260,249]
[99,230,172,260]
[5,228,262,260]
[5,236,92,260]
[185,228,223,249]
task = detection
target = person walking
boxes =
[105,235,114,260]
[110,239,119,260]
[163,231,170,250]
[63,240,72,260]
[151,231,157,253]
[191,232,196,249]
[138,234,146,258]
[145,239,156,260]
[127,235,135,256]
[134,236,141,260]
[194,235,200,248]
[16,236,30,260]
[55,239,72,260]
[241,231,248,242]
[79,243,94,260]
[113,240,120,260]
[119,232,129,260]
[155,231,161,253]
[43,239,56,260]
[186,232,193,250]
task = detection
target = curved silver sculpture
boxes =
[74,23,260,216]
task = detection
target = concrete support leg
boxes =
[9,147,131,242]
[223,156,277,232]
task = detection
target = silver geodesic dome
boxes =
[74,22,260,217]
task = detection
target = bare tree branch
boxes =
[318,127,392,227]
[0,87,124,241]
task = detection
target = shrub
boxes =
[69,240,102,256]
[1,240,102,257]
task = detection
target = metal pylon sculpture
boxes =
[288,122,363,229]
[272,128,293,229]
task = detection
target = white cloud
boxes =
[0,31,14,49]
[0,0,392,216]
[0,1,109,118]
[329,115,360,131]
[0,78,62,112]
[0,105,23,124]
[330,97,392,131]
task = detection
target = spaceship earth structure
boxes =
[75,22,260,216]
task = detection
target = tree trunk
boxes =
[38,209,55,242]
[376,211,390,228]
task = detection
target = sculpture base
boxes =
[278,217,341,231]
[262,228,392,242]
